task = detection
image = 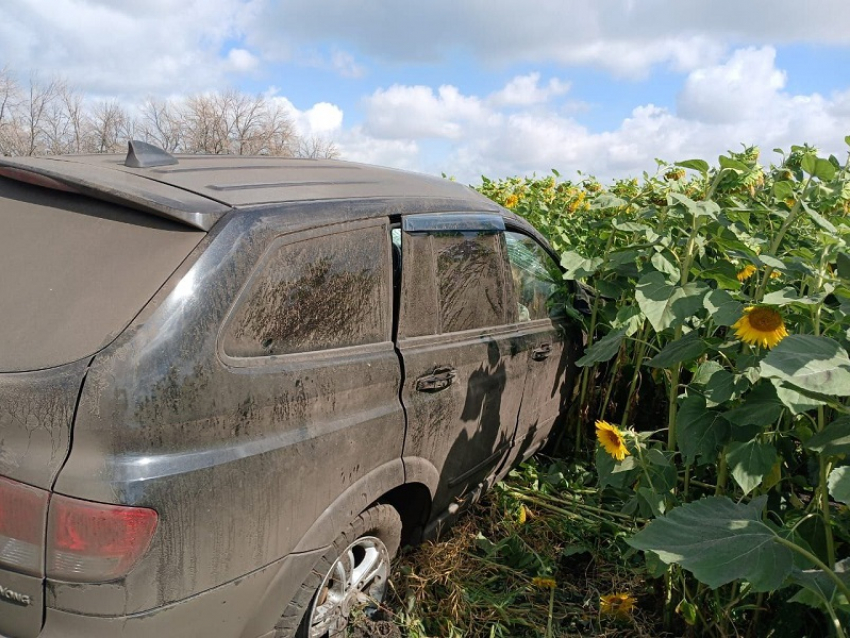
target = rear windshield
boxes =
[0,177,205,372]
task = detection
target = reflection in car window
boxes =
[432,231,506,333]
[505,232,559,321]
[225,226,388,357]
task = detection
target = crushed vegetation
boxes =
[386,457,664,638]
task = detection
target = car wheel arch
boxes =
[290,457,437,554]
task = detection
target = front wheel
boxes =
[277,504,402,638]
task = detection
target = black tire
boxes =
[276,504,402,638]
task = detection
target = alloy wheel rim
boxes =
[308,535,391,637]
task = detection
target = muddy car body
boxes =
[0,142,579,638]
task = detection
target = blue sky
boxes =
[2,0,850,183]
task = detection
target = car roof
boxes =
[0,148,496,231]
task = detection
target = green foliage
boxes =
[628,496,798,591]
[477,142,850,636]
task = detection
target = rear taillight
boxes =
[0,476,49,575]
[0,475,157,582]
[47,495,158,582]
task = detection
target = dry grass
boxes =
[386,459,668,638]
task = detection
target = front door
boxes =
[500,230,581,472]
[395,214,527,516]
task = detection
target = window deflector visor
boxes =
[402,213,505,234]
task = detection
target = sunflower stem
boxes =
[755,175,811,301]
[667,215,700,452]
[621,321,650,426]
[598,341,624,421]
[666,325,685,451]
[715,447,729,496]
[812,252,836,567]
[576,231,616,451]
[773,536,850,602]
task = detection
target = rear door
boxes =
[396,214,527,516]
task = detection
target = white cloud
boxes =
[342,51,850,183]
[0,0,256,95]
[363,84,494,140]
[489,73,570,107]
[244,0,850,79]
[330,50,366,79]
[678,47,786,123]
[269,96,344,139]
[225,48,259,73]
[335,128,421,170]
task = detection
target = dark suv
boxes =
[0,142,578,638]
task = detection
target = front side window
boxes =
[433,231,507,333]
[505,231,559,321]
[224,225,388,357]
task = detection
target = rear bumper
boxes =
[31,547,324,638]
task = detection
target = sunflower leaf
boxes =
[772,380,826,415]
[762,287,824,306]
[789,559,850,611]
[560,251,604,280]
[646,332,707,369]
[635,272,709,332]
[704,288,744,327]
[801,200,837,234]
[828,467,850,504]
[677,396,730,465]
[760,335,850,397]
[576,328,626,367]
[675,159,710,174]
[726,440,778,495]
[627,496,795,591]
[804,417,850,457]
[693,362,738,406]
[722,383,786,430]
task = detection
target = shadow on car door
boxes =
[395,214,528,521]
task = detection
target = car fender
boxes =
[402,455,440,498]
[292,458,406,553]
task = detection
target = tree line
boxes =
[0,68,338,158]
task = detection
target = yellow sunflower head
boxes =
[595,420,630,461]
[736,264,757,282]
[600,592,637,619]
[516,504,527,525]
[504,194,519,209]
[531,576,557,589]
[732,306,788,349]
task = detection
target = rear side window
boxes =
[224,224,389,357]
[505,232,560,321]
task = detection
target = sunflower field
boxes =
[391,141,850,638]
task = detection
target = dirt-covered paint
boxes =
[1,149,578,638]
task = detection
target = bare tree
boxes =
[178,90,298,156]
[139,98,184,152]
[21,75,61,155]
[60,86,87,154]
[0,71,333,160]
[0,67,21,155]
[296,136,340,160]
[88,100,132,153]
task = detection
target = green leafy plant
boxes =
[476,140,850,636]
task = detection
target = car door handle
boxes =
[415,366,457,392]
[531,344,553,361]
